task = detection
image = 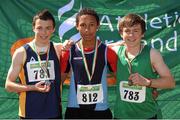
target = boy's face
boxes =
[33,19,55,42]
[120,24,144,47]
[76,15,99,41]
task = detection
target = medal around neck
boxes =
[128,80,133,86]
[44,80,51,86]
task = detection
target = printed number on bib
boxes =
[81,93,98,103]
[27,60,55,82]
[33,68,50,80]
[77,84,103,104]
[120,81,146,103]
[123,90,139,101]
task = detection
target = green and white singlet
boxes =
[114,45,159,119]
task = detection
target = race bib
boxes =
[77,84,103,104]
[26,60,55,82]
[120,81,146,103]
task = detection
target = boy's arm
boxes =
[107,47,118,85]
[150,48,175,88]
[129,48,175,88]
[107,47,117,73]
[60,49,71,83]
[5,47,51,93]
[55,42,71,84]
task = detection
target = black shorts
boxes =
[20,114,62,119]
[65,107,112,119]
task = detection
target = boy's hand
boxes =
[128,73,151,86]
[34,81,51,93]
[107,40,125,47]
[62,40,74,50]
[152,88,159,99]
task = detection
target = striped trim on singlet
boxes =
[67,42,109,110]
[18,42,62,118]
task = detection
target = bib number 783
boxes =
[123,90,139,101]
[120,81,146,103]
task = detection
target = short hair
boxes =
[76,8,99,25]
[119,13,146,34]
[32,9,55,28]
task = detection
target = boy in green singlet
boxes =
[113,13,175,119]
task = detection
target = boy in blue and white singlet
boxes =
[61,8,117,119]
[5,9,63,119]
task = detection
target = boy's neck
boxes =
[33,39,50,54]
[34,39,50,47]
[81,39,96,48]
[125,44,142,56]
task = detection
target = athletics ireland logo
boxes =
[58,0,81,42]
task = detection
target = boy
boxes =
[114,13,175,119]
[61,8,117,119]
[5,9,62,119]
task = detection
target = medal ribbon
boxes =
[125,54,133,86]
[80,39,98,82]
[32,41,50,79]
[125,45,142,85]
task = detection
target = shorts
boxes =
[20,114,62,119]
[65,107,112,119]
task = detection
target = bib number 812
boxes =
[82,93,98,103]
[124,90,139,101]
